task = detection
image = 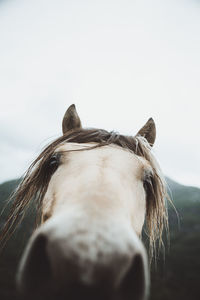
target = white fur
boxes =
[18,142,151,299]
[43,143,151,235]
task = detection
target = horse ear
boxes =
[62,104,82,134]
[136,118,156,146]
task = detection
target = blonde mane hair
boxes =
[0,128,168,260]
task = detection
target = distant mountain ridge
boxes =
[165,177,200,205]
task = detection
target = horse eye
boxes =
[142,172,152,191]
[49,155,58,166]
[143,178,148,191]
[48,154,60,171]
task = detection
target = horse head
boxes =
[1,105,168,300]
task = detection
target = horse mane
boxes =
[0,128,169,260]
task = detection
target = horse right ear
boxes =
[136,118,156,147]
[62,104,82,134]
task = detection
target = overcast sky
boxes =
[0,0,200,187]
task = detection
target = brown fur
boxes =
[62,104,82,134]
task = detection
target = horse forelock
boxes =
[0,128,169,260]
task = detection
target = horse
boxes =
[0,104,168,300]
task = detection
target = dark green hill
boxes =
[166,177,200,205]
[151,177,200,300]
[0,177,200,300]
[0,179,35,300]
[0,179,20,211]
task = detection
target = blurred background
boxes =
[0,0,200,299]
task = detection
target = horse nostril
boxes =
[120,253,149,300]
[17,233,52,295]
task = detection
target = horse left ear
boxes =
[62,104,82,134]
[136,118,156,147]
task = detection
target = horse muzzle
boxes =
[16,214,149,300]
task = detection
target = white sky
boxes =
[0,0,200,187]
